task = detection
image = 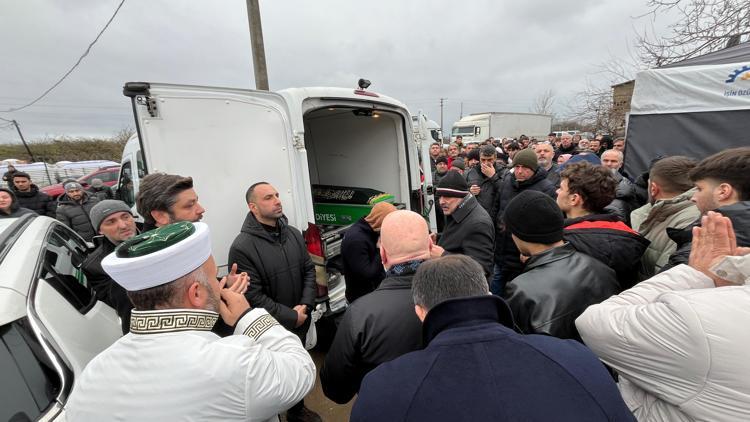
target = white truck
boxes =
[116,81,436,316]
[450,112,552,144]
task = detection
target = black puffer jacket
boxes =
[227,213,317,334]
[341,217,385,303]
[14,184,56,217]
[465,164,505,217]
[55,192,99,241]
[320,272,423,404]
[604,171,640,225]
[505,243,620,341]
[494,168,557,281]
[663,201,750,272]
[82,237,132,334]
[0,187,36,218]
[563,214,650,290]
[438,194,495,277]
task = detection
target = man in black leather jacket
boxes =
[504,190,620,341]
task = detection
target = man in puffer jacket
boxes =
[557,162,649,291]
[11,171,56,217]
[56,182,100,241]
[577,212,750,422]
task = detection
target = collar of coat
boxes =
[422,295,514,345]
[449,194,478,223]
[241,211,290,242]
[523,243,576,271]
[129,309,219,334]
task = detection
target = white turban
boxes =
[101,222,211,291]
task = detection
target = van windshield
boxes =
[452,126,475,135]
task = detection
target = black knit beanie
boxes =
[512,148,539,171]
[436,170,469,198]
[503,190,563,244]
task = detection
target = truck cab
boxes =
[118,82,436,316]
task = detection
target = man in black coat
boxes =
[492,148,556,294]
[341,202,397,303]
[56,182,100,241]
[558,162,649,290]
[321,210,429,404]
[12,172,56,217]
[432,170,494,278]
[465,145,505,217]
[351,255,633,422]
[82,200,138,334]
[227,182,319,422]
[504,191,620,341]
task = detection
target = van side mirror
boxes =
[474,127,481,136]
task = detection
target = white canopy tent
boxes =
[625,42,750,176]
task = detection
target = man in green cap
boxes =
[67,222,316,421]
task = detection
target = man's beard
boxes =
[205,290,220,313]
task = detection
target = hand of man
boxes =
[689,211,744,286]
[469,185,481,195]
[481,162,496,178]
[293,304,308,328]
[219,288,251,326]
[225,263,248,288]
[430,232,438,243]
[430,244,445,259]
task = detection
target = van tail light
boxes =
[354,89,379,97]
[304,223,324,258]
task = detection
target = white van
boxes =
[117,82,436,316]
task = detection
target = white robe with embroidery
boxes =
[65,308,316,422]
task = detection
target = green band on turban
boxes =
[116,221,196,258]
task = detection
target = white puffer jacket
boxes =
[576,264,750,421]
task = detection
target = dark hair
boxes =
[12,171,30,180]
[467,149,480,161]
[649,156,698,195]
[435,156,448,165]
[560,162,617,212]
[431,142,440,147]
[245,181,270,204]
[412,255,489,310]
[689,147,750,200]
[136,173,194,227]
[479,145,497,157]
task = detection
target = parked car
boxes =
[40,166,120,199]
[0,214,121,421]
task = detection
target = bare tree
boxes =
[531,89,556,116]
[565,81,624,135]
[637,0,750,67]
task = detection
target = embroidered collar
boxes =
[130,309,219,334]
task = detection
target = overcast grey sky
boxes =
[0,0,671,141]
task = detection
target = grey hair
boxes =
[602,149,624,162]
[127,264,211,311]
[412,255,489,310]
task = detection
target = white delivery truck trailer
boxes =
[450,112,552,144]
[116,81,436,316]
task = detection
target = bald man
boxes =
[321,210,432,404]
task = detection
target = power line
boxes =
[0,0,126,114]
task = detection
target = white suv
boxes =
[0,214,121,421]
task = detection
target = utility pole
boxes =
[12,120,36,162]
[246,0,269,90]
[439,98,446,137]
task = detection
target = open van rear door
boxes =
[123,82,302,271]
[413,112,438,232]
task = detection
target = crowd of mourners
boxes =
[2,133,749,422]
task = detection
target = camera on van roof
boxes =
[358,79,371,89]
